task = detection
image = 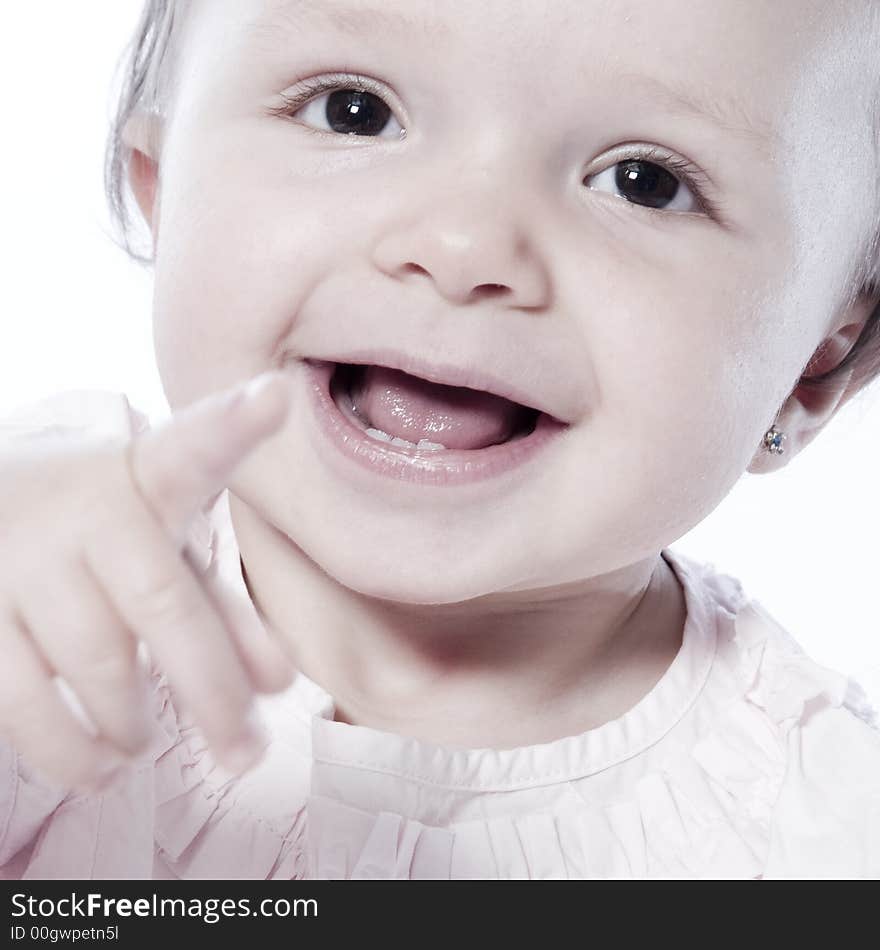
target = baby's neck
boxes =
[229,496,687,749]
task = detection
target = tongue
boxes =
[351,365,524,450]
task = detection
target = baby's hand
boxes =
[0,372,295,794]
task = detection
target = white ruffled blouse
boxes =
[0,390,879,880]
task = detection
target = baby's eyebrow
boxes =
[620,72,777,156]
[252,0,777,156]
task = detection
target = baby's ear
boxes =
[120,109,163,237]
[747,286,880,474]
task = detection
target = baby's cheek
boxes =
[149,213,290,404]
[580,284,774,523]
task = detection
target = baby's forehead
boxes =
[237,0,858,54]
[203,4,854,105]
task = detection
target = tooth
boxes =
[365,427,446,451]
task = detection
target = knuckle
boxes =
[11,559,48,597]
[132,568,199,629]
[127,434,177,515]
[77,642,138,690]
[185,669,252,729]
[78,452,143,546]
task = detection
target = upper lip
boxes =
[304,347,575,424]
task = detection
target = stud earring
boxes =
[763,424,787,454]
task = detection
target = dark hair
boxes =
[103,0,880,399]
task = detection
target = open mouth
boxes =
[303,357,569,486]
[328,361,542,452]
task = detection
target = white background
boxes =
[2,4,878,707]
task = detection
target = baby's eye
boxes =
[276,76,404,139]
[272,79,718,219]
[584,150,711,215]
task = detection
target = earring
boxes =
[763,424,787,454]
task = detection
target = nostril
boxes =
[401,263,430,277]
[473,283,510,299]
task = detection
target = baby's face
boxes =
[144,0,875,600]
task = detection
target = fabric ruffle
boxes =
[148,670,310,880]
[0,663,312,879]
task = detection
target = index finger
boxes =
[82,503,268,773]
[127,371,291,547]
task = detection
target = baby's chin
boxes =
[307,533,525,605]
[228,477,548,606]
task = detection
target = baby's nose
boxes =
[370,186,552,309]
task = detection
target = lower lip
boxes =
[303,359,569,487]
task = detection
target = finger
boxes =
[195,551,296,694]
[126,371,291,549]
[16,556,155,756]
[0,606,127,792]
[82,501,267,773]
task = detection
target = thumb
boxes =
[126,371,291,549]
